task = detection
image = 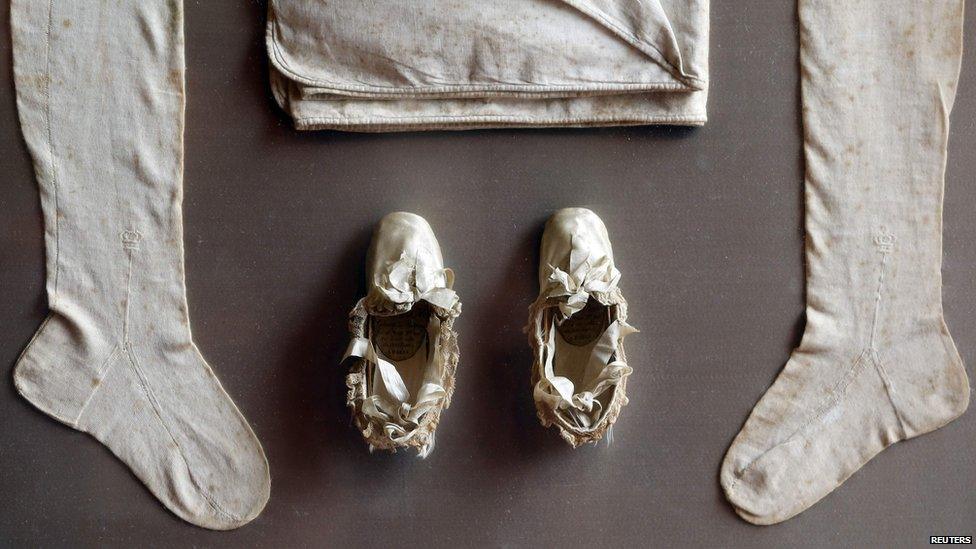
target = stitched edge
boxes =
[294,113,708,132]
[556,0,701,88]
[301,81,693,99]
[266,11,705,96]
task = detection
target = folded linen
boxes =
[267,0,709,131]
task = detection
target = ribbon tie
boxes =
[374,248,458,310]
[545,243,620,318]
[344,335,447,457]
[536,319,637,431]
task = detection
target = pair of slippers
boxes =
[342,209,637,456]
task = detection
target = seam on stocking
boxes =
[74,345,124,426]
[124,254,132,343]
[868,228,908,437]
[869,351,908,439]
[728,350,871,492]
[14,313,53,367]
[124,346,243,523]
[869,227,894,349]
[121,231,142,344]
[43,0,62,307]
[117,233,241,523]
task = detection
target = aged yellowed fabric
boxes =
[267,0,709,131]
[528,208,636,446]
[344,213,461,457]
[721,0,971,525]
[11,0,269,530]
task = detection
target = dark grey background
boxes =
[1,2,974,547]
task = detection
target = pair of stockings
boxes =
[9,0,970,531]
[11,0,269,530]
[722,0,971,524]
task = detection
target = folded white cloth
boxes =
[267,0,709,131]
